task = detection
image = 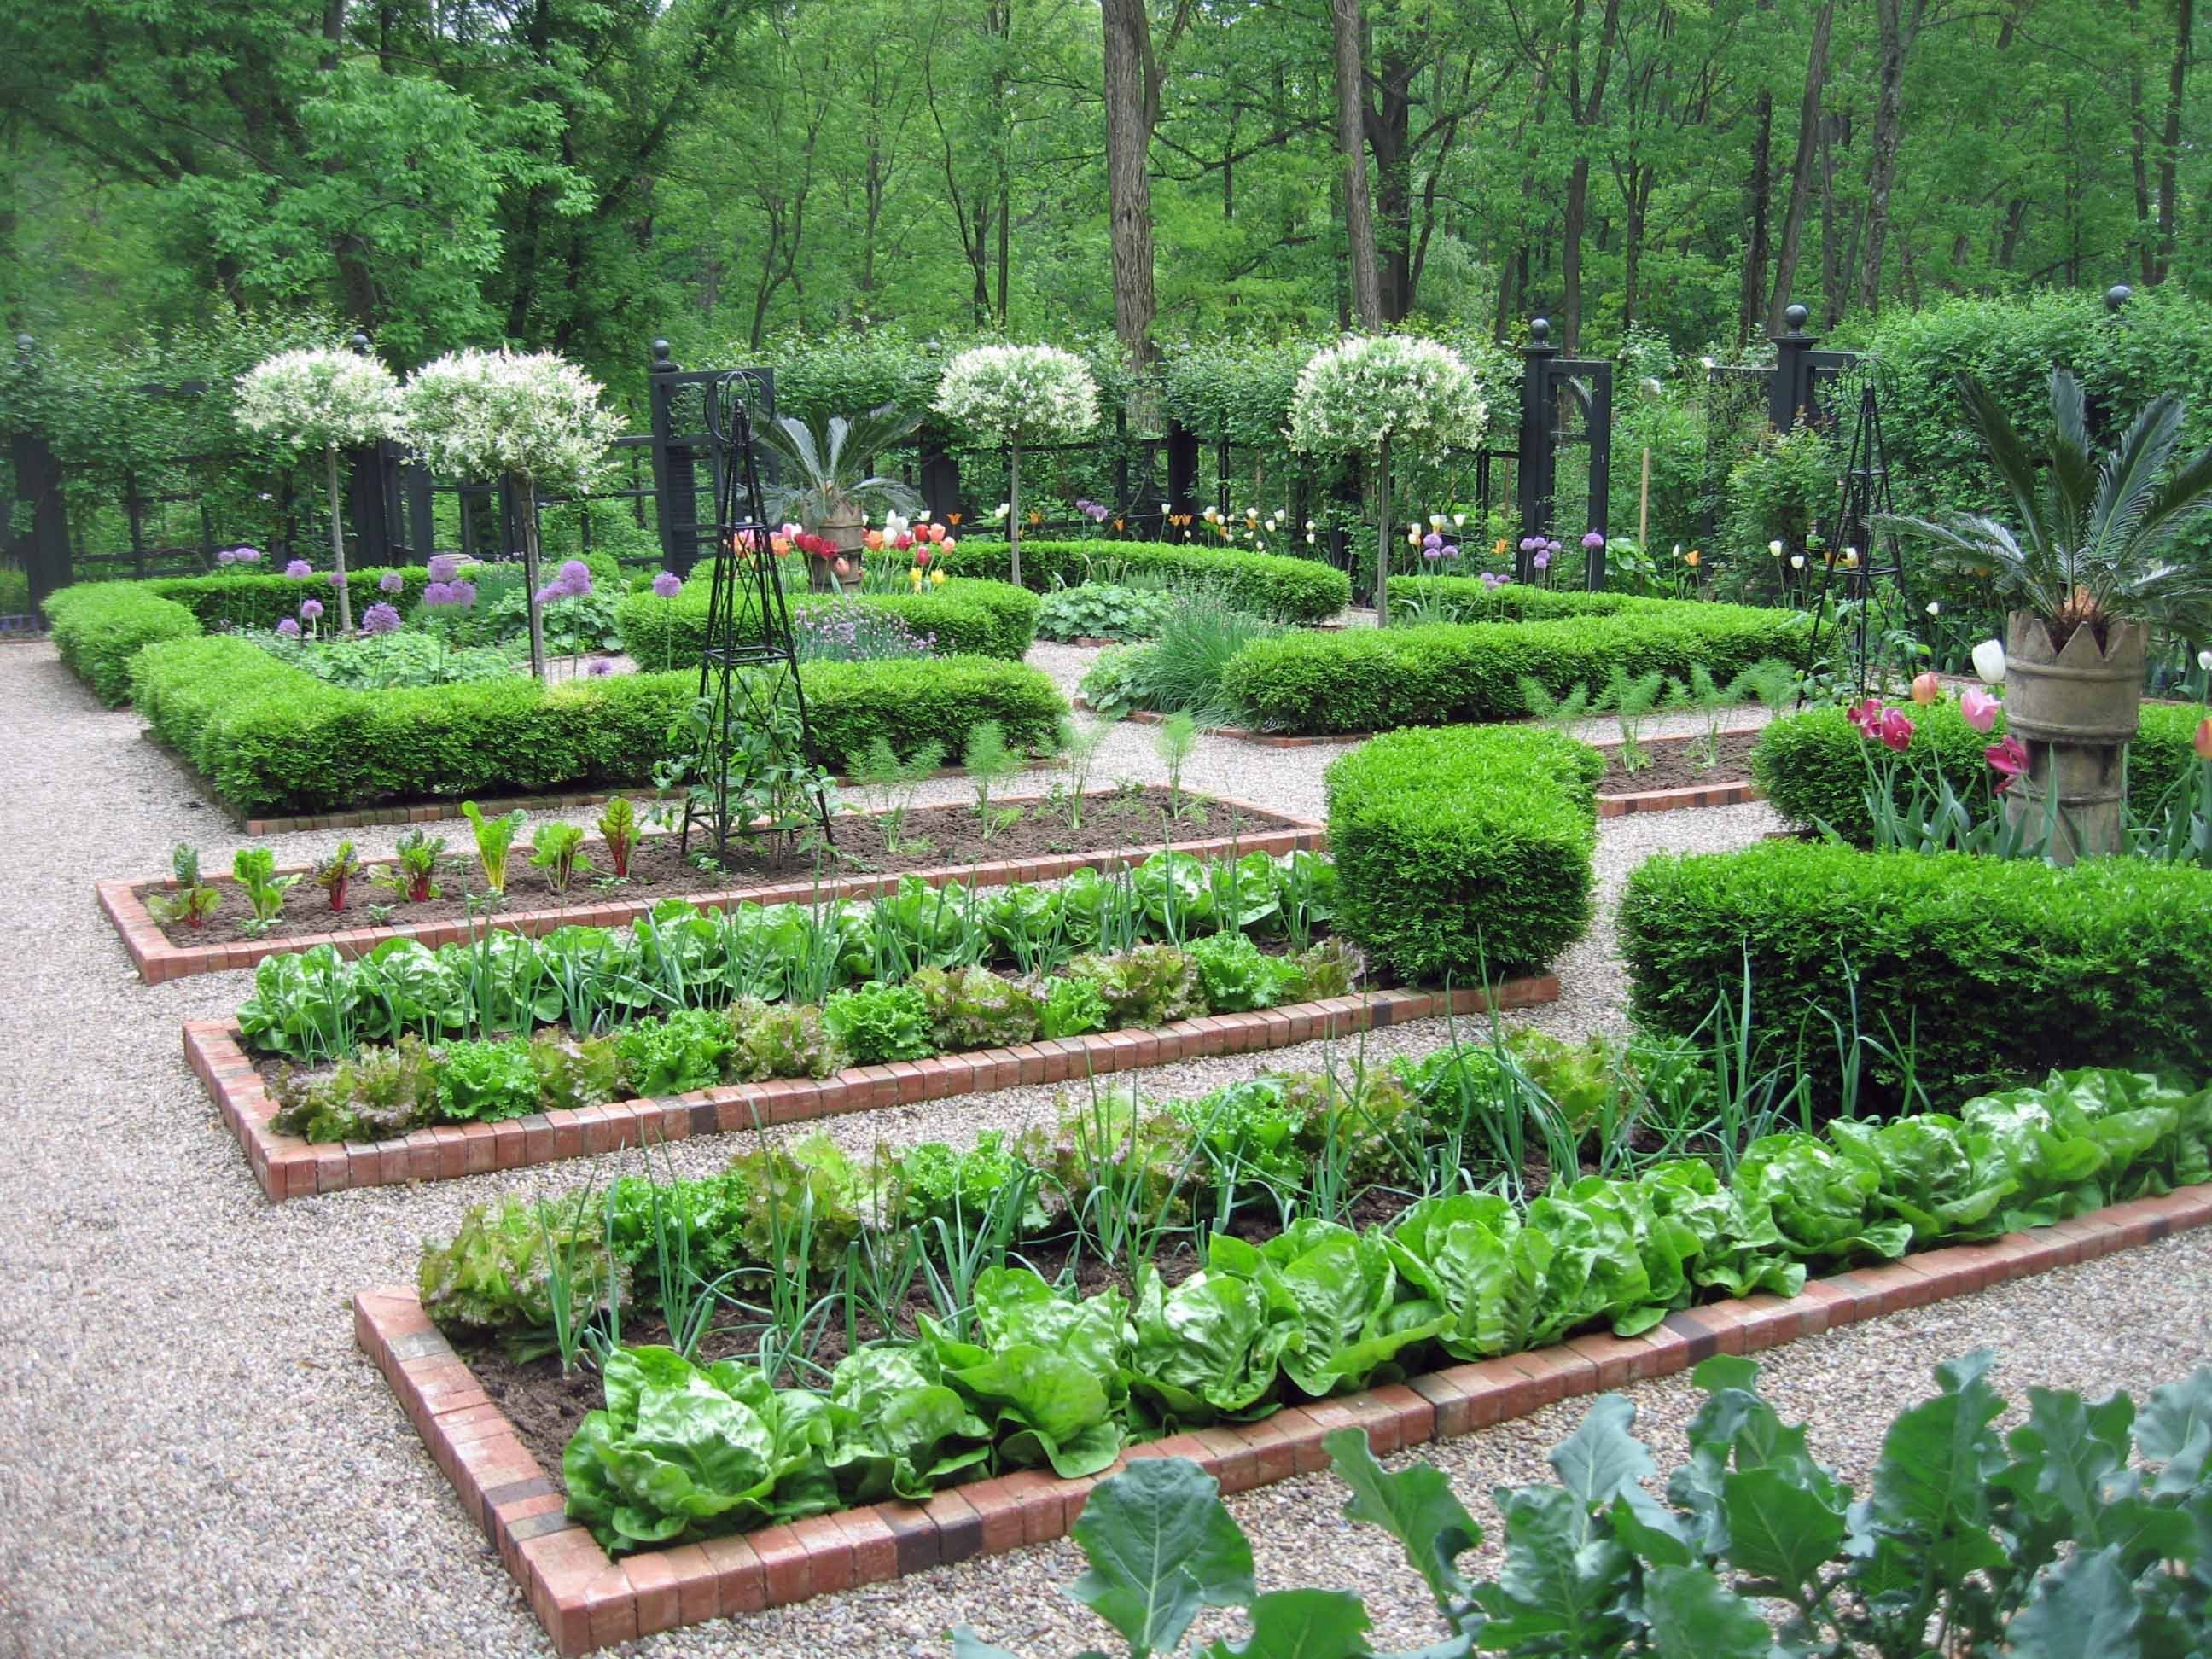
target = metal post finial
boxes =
[1783,303,1810,335]
[1528,316,1551,346]
[2105,284,2133,313]
[349,332,372,355]
[650,338,675,370]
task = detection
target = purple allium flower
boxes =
[558,558,591,588]
[427,554,461,583]
[377,570,405,593]
[1581,530,1605,550]
[216,548,238,567]
[1441,544,1460,559]
[300,597,324,621]
[1480,572,1509,590]
[1518,537,1539,553]
[1531,547,1551,570]
[234,546,261,565]
[449,579,476,609]
[587,658,614,678]
[284,559,312,579]
[422,581,452,608]
[651,571,682,599]
[360,602,402,635]
[1423,532,1443,551]
[276,617,301,637]
[327,568,346,586]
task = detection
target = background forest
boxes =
[1,0,2202,393]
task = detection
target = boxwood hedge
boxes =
[1620,840,2212,1113]
[1380,577,1641,622]
[129,635,1067,816]
[614,578,1039,671]
[1752,699,2208,845]
[148,568,436,632]
[1325,725,1603,984]
[934,538,1350,624]
[1222,600,1811,735]
[43,583,203,705]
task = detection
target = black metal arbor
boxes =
[1802,376,1915,696]
[678,370,835,861]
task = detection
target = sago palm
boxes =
[754,404,923,529]
[1882,368,2212,648]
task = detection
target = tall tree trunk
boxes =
[1559,0,1623,351]
[1738,88,1773,346]
[1562,156,1592,350]
[1767,0,1833,332]
[2129,0,2157,283]
[1100,0,1161,363]
[1329,0,1383,328]
[1856,0,1918,315]
[2157,0,2192,281]
[1621,161,1651,333]
[1368,48,1416,321]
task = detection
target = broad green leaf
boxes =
[1472,1485,1635,1651]
[1720,1465,1846,1598]
[2139,1368,2212,1493]
[2007,1386,2134,1542]
[1548,1396,1655,1508]
[1326,1427,1481,1612]
[1868,1349,2008,1578]
[1642,1563,1774,1659]
[950,1628,1022,1659]
[1204,1588,1373,1659]
[1069,1458,1256,1656]
[2005,1545,2143,1659]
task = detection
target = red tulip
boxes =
[1848,698,1885,739]
[1986,734,2029,792]
[1877,708,1915,752]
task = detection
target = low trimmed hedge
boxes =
[935,538,1350,624]
[1380,577,1641,622]
[130,636,1066,816]
[1620,840,2212,1112]
[43,583,203,705]
[614,579,1039,671]
[148,568,435,632]
[1753,699,2208,844]
[1325,725,1602,983]
[1222,601,1811,735]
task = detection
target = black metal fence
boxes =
[4,316,1866,620]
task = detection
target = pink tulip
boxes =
[1848,698,1885,739]
[1959,687,1999,734]
[1986,734,2028,793]
[1877,708,1915,753]
[1910,671,1942,705]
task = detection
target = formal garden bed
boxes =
[103,789,1320,979]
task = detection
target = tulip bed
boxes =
[1753,697,2209,844]
[127,633,1065,817]
[1621,838,2212,1113]
[933,537,1352,623]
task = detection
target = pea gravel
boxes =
[0,636,2194,1659]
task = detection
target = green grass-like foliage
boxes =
[1621,838,2212,1111]
[1753,698,2208,844]
[128,633,1065,815]
[958,1350,2212,1659]
[42,581,203,705]
[614,578,1040,670]
[1325,725,1603,984]
[1220,598,1811,735]
[934,538,1350,624]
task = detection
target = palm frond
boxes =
[1956,374,2053,555]
[2087,393,2183,560]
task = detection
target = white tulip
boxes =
[1452,513,1465,527]
[1972,639,2007,684]
[1768,539,1784,557]
[1925,601,1941,616]
[1790,555,1805,569]
[2198,649,2211,672]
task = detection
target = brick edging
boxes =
[103,793,1324,983]
[353,1180,2212,1655]
[190,977,1556,1202]
[1596,780,1763,818]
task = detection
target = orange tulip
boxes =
[2196,717,2212,761]
[1911,671,1942,705]
[1685,549,1702,568]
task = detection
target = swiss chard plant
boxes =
[597,796,639,880]
[529,822,594,895]
[459,801,527,895]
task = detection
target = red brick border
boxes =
[190,976,1556,1202]
[1596,780,1761,818]
[103,793,1324,983]
[354,1181,2212,1655]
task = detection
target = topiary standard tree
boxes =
[234,345,405,633]
[1288,335,1489,627]
[934,345,1100,588]
[401,349,621,680]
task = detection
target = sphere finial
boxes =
[650,338,673,368]
[2105,284,2133,312]
[1784,303,1809,333]
[1528,317,1551,345]
[349,331,372,355]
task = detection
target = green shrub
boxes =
[1380,578,1639,623]
[43,582,203,704]
[1620,839,2212,1111]
[1223,600,1809,734]
[128,635,1065,815]
[1753,699,2207,844]
[149,568,434,632]
[935,537,1349,623]
[614,578,1039,670]
[1326,725,1602,983]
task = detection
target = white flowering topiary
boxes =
[403,349,623,678]
[236,346,405,632]
[402,348,622,492]
[934,345,1101,585]
[1287,336,1487,625]
[1287,335,1487,457]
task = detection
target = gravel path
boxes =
[0,637,2190,1659]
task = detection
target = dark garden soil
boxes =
[145,786,1303,947]
[1592,728,1759,796]
[462,1187,1423,1484]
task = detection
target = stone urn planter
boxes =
[2002,609,2145,863]
[808,509,866,593]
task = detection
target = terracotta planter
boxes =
[2001,609,2145,862]
[809,511,866,592]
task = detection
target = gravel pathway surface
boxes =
[0,636,2187,1659]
